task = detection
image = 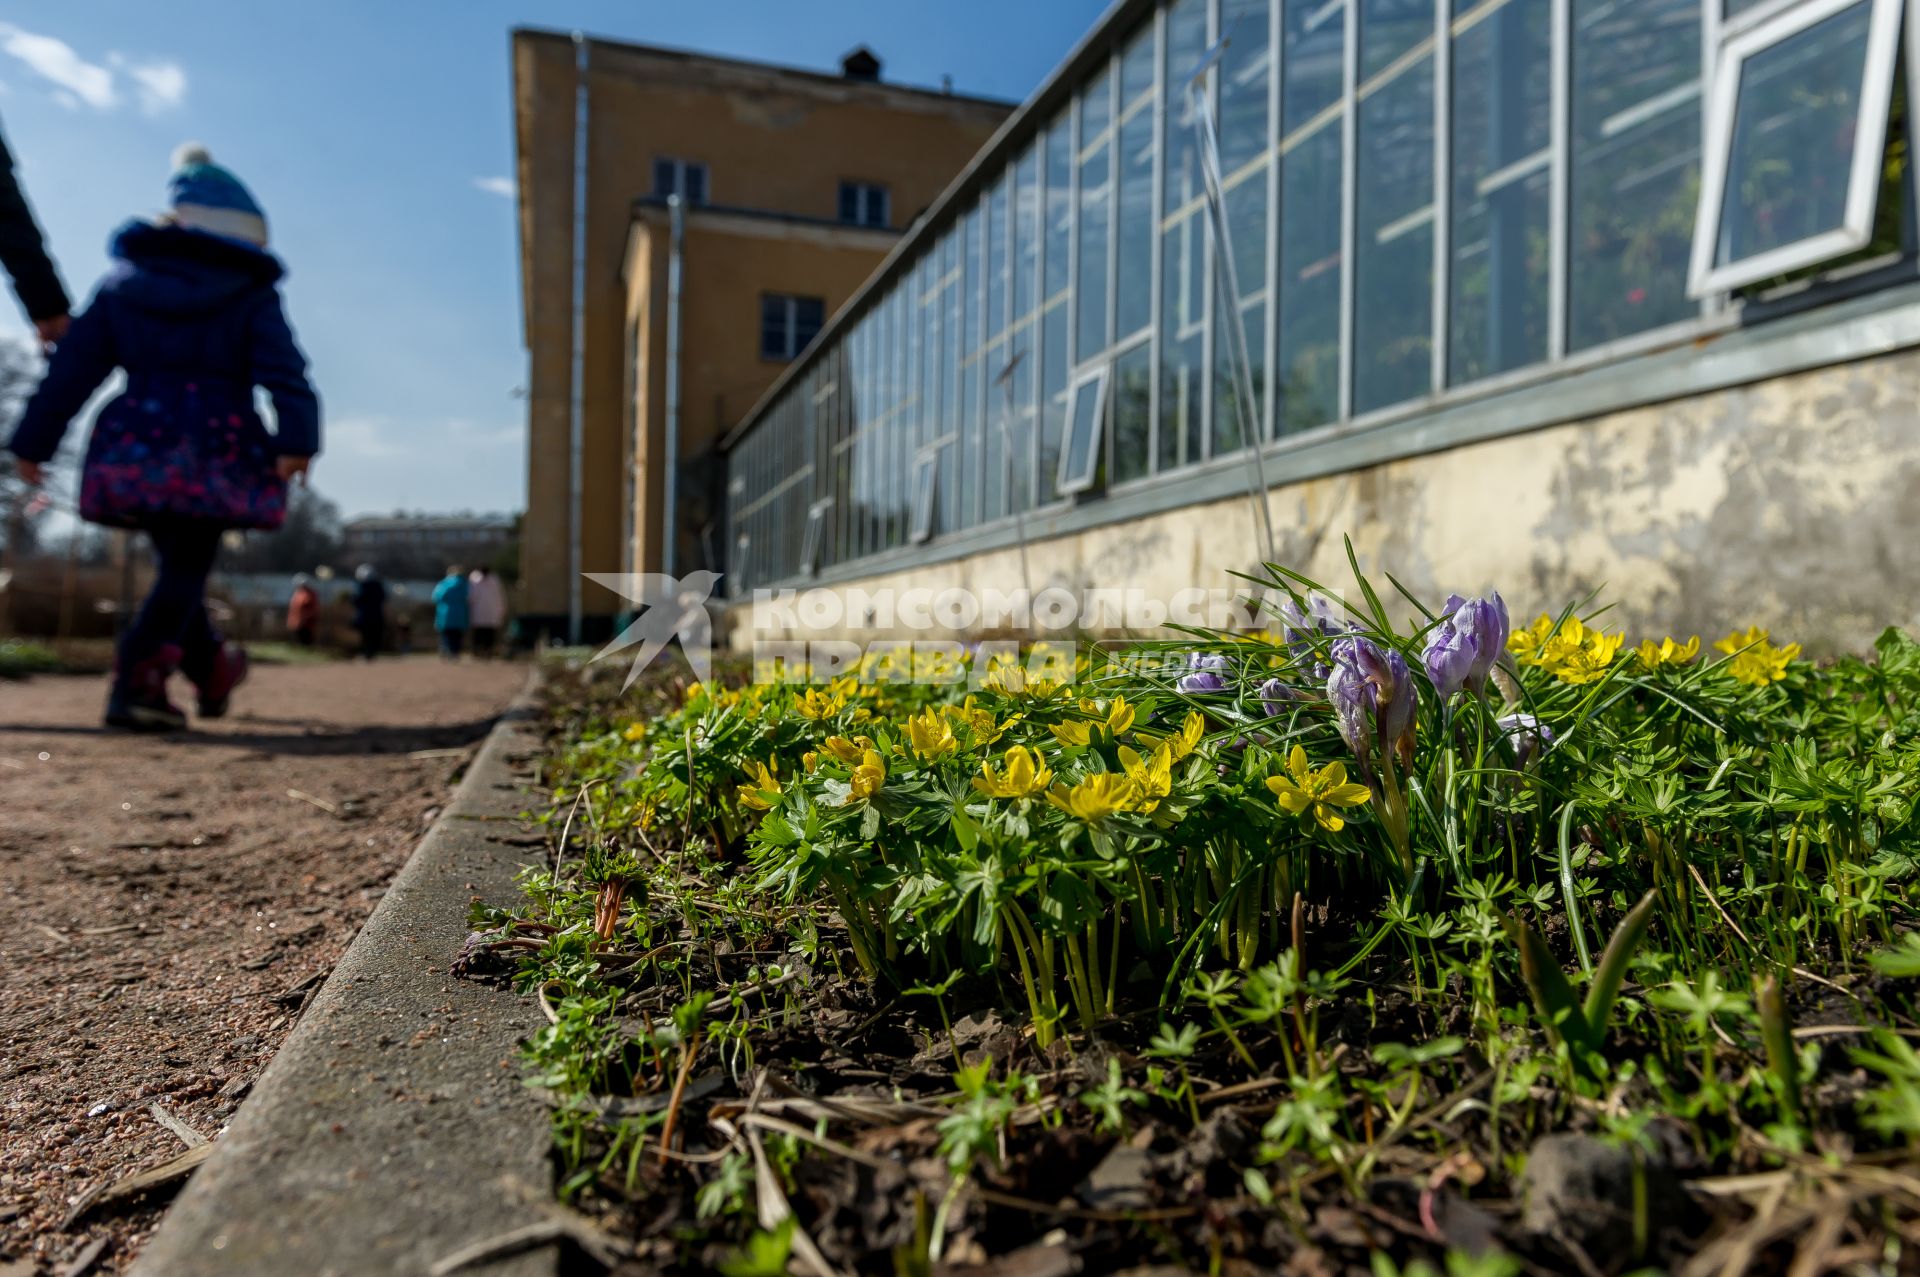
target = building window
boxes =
[761,294,826,361]
[800,498,833,576]
[1057,363,1111,496]
[1689,0,1901,296]
[909,450,939,543]
[653,157,709,204]
[838,181,890,227]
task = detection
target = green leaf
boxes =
[1583,889,1656,1035]
[717,1218,795,1277]
[951,803,980,853]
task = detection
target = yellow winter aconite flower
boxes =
[848,750,886,802]
[736,759,780,811]
[981,663,1067,700]
[972,745,1054,799]
[1165,711,1204,761]
[1266,745,1371,833]
[1635,635,1700,670]
[1510,613,1624,685]
[1046,773,1139,822]
[907,707,958,759]
[943,697,1009,746]
[1050,695,1136,746]
[1714,626,1801,686]
[824,734,874,764]
[622,722,646,743]
[1117,744,1173,813]
[794,686,848,720]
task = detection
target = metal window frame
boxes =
[909,449,940,542]
[1687,0,1902,297]
[801,496,833,577]
[1057,361,1114,495]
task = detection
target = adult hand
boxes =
[32,314,68,352]
[277,455,312,484]
[14,459,44,486]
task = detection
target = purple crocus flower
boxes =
[1422,592,1510,698]
[1327,636,1416,766]
[1422,617,1478,700]
[1176,651,1231,694]
[1258,676,1294,717]
[1277,592,1348,681]
[1497,711,1554,768]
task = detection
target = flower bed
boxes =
[463,561,1920,1274]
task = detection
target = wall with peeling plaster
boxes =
[729,346,1920,655]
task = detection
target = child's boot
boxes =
[105,644,187,732]
[191,639,249,719]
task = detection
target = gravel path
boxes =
[0,656,526,1276]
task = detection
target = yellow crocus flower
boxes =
[972,745,1054,799]
[1265,744,1371,833]
[1046,773,1139,822]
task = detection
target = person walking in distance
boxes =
[351,564,386,660]
[5,145,318,730]
[432,564,470,660]
[0,112,70,351]
[287,573,320,647]
[467,564,505,658]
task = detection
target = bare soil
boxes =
[0,656,524,1276]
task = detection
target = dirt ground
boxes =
[0,656,525,1276]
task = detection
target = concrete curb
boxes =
[132,674,558,1277]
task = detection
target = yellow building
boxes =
[511,29,1011,641]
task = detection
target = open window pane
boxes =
[1689,0,1901,295]
[801,499,832,575]
[909,452,938,543]
[1058,365,1111,494]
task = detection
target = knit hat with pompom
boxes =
[164,143,268,248]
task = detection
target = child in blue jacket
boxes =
[6,145,318,730]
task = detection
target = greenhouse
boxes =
[721,0,1919,651]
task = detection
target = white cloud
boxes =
[128,61,187,114]
[471,176,515,199]
[0,25,115,109]
[0,26,185,114]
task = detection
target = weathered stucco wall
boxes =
[732,344,1920,655]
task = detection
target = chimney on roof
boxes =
[840,46,881,82]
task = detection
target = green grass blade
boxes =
[1506,913,1594,1051]
[1583,889,1656,1035]
[1557,802,1594,975]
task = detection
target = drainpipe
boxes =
[567,32,589,646]
[663,192,684,580]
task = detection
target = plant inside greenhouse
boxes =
[457,557,1920,1274]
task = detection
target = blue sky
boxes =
[0,0,1108,519]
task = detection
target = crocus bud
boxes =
[1176,651,1231,694]
[1327,636,1414,766]
[1422,591,1509,698]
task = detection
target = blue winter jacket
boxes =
[433,574,470,632]
[6,220,318,465]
